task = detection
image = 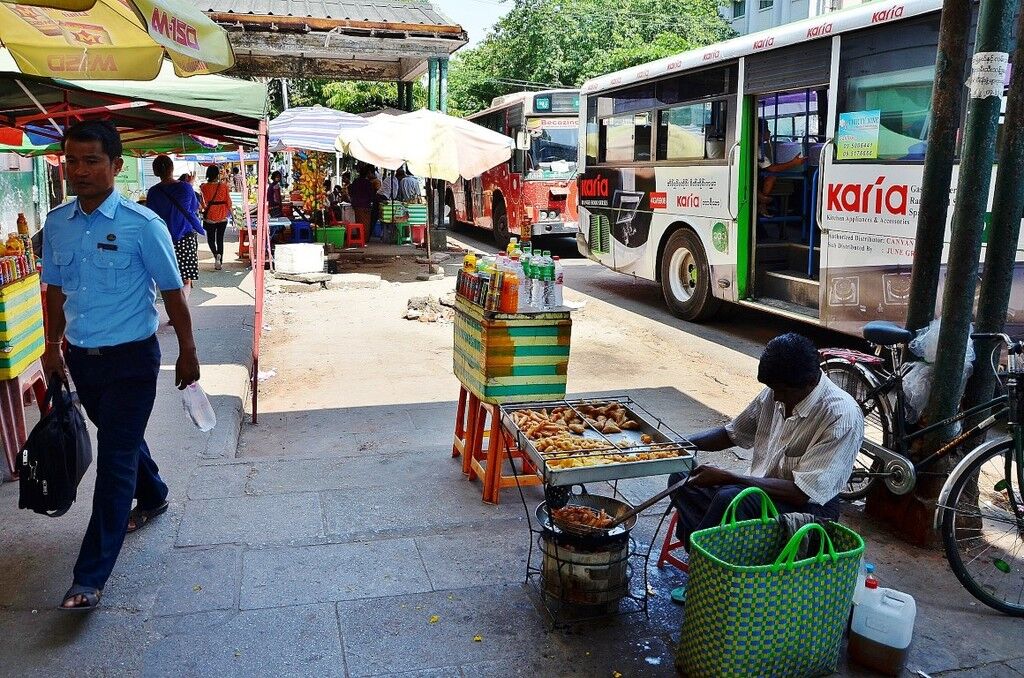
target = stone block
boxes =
[176,493,324,547]
[239,539,432,609]
[145,604,344,677]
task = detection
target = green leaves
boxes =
[448,0,734,115]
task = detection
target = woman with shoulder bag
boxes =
[146,155,204,302]
[200,165,233,270]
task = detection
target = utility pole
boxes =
[963,5,1024,420]
[903,1,971,332]
[923,1,1016,448]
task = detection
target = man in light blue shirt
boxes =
[40,120,200,611]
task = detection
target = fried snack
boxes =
[640,434,653,445]
[551,505,614,529]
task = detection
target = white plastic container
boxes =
[848,581,917,676]
[274,243,325,274]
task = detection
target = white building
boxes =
[723,0,873,36]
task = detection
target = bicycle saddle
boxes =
[862,321,915,346]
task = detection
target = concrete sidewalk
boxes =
[0,239,253,675]
[3,235,1024,677]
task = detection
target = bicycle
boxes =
[820,321,1024,616]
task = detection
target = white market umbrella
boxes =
[269,105,369,153]
[335,108,513,183]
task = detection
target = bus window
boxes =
[601,112,652,163]
[656,100,729,161]
[837,15,942,162]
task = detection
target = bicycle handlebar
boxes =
[971,333,1024,354]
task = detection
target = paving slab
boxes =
[176,492,325,547]
[415,526,528,591]
[0,609,148,677]
[145,604,345,678]
[336,585,549,677]
[246,451,452,496]
[321,480,530,543]
[186,462,254,500]
[153,545,243,617]
[239,539,433,610]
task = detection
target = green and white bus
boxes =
[576,0,1014,336]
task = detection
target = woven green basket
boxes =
[676,488,864,678]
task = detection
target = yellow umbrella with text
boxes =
[0,0,234,80]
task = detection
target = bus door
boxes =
[742,41,833,317]
[470,175,486,227]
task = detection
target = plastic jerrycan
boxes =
[848,579,917,676]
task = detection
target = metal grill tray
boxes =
[501,397,695,487]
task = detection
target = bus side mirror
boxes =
[515,130,531,151]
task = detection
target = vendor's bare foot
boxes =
[62,594,88,608]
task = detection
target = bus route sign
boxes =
[837,110,881,160]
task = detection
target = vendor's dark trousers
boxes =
[66,335,166,590]
[667,472,840,549]
[205,220,228,258]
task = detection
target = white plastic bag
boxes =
[182,382,217,432]
[902,320,975,423]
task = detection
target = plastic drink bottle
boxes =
[182,383,217,432]
[552,256,564,307]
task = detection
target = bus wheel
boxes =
[660,229,721,321]
[493,201,510,248]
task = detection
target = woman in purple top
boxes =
[348,164,376,230]
[146,155,204,302]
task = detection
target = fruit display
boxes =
[292,153,331,214]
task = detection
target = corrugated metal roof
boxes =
[202,0,456,26]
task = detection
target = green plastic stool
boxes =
[394,222,412,245]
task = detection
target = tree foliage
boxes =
[447,0,734,115]
[273,79,427,116]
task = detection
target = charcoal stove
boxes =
[536,495,635,609]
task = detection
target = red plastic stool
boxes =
[345,222,367,248]
[657,510,690,573]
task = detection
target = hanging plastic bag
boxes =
[182,382,217,432]
[902,320,975,423]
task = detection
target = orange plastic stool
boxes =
[451,385,541,503]
[237,227,250,259]
[345,222,367,248]
[657,511,690,573]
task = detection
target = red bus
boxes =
[449,89,580,246]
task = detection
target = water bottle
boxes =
[531,251,549,308]
[552,255,564,307]
[182,382,217,432]
[853,562,876,606]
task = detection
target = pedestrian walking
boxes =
[41,120,200,611]
[146,155,205,300]
[199,166,232,270]
[231,166,244,192]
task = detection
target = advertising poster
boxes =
[836,110,881,160]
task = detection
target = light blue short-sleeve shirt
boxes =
[41,190,183,348]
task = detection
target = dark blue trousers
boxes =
[66,335,167,590]
[667,471,840,549]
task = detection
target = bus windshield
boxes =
[525,118,578,180]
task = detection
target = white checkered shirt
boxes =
[724,375,864,505]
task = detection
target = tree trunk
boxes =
[903,1,972,333]
[867,0,1019,548]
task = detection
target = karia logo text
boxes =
[666,59,683,71]
[872,5,904,23]
[579,176,609,199]
[649,192,667,209]
[47,53,116,73]
[827,177,908,215]
[151,8,200,49]
[676,194,701,209]
[753,36,774,50]
[702,50,720,62]
[807,22,832,38]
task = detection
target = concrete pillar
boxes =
[439,58,448,114]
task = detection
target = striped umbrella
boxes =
[269,105,369,153]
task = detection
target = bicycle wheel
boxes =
[942,440,1024,616]
[822,360,889,500]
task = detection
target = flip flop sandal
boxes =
[670,585,687,605]
[59,584,101,612]
[126,501,169,534]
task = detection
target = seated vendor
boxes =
[667,333,863,578]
